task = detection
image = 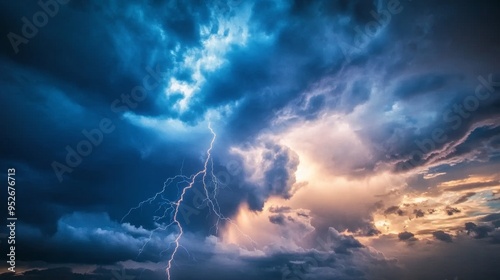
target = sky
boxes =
[1,0,500,279]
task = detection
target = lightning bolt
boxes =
[199,126,256,244]
[165,123,217,280]
[122,123,256,280]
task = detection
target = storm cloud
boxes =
[1,0,500,279]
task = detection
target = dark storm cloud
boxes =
[184,0,397,140]
[269,213,286,225]
[0,1,176,116]
[465,222,495,239]
[332,235,364,255]
[0,0,313,266]
[0,0,280,253]
[384,206,405,216]
[0,266,165,280]
[492,220,500,228]
[331,0,500,176]
[262,0,500,179]
[0,71,220,236]
[390,91,500,173]
[11,212,167,264]
[3,227,399,280]
[398,231,416,241]
[432,231,453,243]
[480,213,500,222]
[0,0,216,234]
[0,62,155,234]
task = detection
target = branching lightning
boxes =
[122,123,256,280]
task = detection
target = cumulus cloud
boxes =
[232,141,300,210]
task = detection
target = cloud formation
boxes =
[1,0,500,279]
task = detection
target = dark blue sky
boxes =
[1,1,500,279]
